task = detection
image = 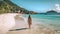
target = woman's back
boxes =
[28,15,32,29]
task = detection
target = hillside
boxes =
[0,0,29,14]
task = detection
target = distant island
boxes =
[39,10,60,15]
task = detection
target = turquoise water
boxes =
[24,14,60,31]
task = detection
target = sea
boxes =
[13,14,60,34]
[23,14,60,31]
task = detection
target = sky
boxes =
[11,0,60,13]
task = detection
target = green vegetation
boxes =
[0,0,29,14]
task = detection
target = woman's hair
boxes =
[29,15,31,18]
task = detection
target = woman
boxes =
[28,15,32,29]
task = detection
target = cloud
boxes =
[54,4,60,12]
[47,4,60,12]
[55,4,59,7]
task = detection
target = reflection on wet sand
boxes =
[9,28,28,31]
[7,24,56,34]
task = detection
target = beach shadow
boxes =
[9,28,28,31]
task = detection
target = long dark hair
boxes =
[28,15,31,20]
[29,15,30,18]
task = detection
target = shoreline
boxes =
[0,13,60,34]
[7,24,56,34]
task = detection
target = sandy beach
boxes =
[6,14,55,34]
[0,13,59,34]
[7,24,55,34]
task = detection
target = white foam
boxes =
[0,13,24,34]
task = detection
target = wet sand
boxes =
[7,24,55,34]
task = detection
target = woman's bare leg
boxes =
[29,24,31,29]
